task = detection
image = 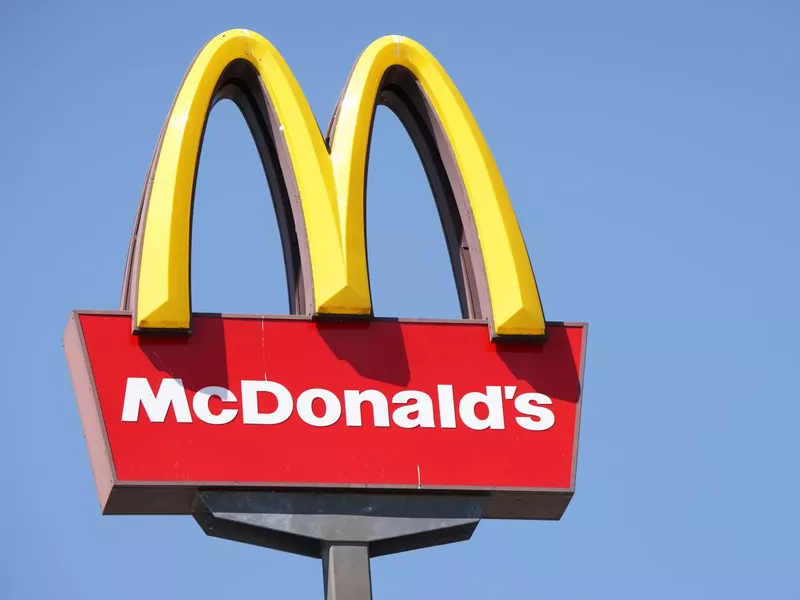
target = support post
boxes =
[322,543,372,600]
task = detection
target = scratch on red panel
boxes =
[417,465,421,489]
[261,317,267,379]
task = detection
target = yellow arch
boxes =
[131,29,546,337]
[330,36,544,337]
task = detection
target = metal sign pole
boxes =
[193,491,485,599]
[322,543,372,600]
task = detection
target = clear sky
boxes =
[1,1,798,598]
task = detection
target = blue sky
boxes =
[1,0,798,598]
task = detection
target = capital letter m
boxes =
[122,378,192,423]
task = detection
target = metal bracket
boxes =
[193,491,485,599]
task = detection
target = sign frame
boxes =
[65,310,587,520]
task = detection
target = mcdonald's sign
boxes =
[64,30,587,520]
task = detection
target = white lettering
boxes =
[344,389,389,427]
[297,389,342,427]
[193,386,238,425]
[392,391,435,428]
[436,385,456,428]
[459,386,505,430]
[241,380,292,425]
[122,378,192,423]
[122,377,558,433]
[514,392,555,431]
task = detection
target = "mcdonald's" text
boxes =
[122,378,556,431]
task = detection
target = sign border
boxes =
[64,310,587,520]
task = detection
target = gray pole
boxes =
[323,543,372,600]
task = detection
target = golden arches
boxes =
[123,29,546,338]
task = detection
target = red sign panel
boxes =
[65,312,587,519]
